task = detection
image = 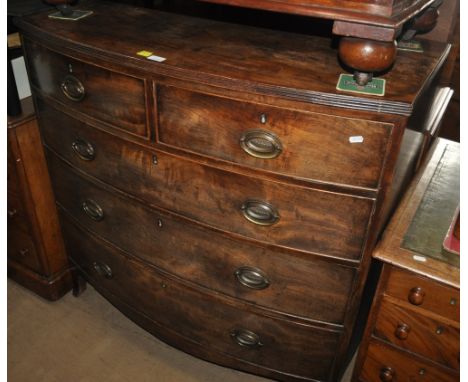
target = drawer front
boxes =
[25,39,148,138]
[62,217,341,381]
[39,102,374,261]
[158,86,391,188]
[385,267,459,323]
[8,226,41,272]
[360,339,458,382]
[7,193,30,234]
[8,139,21,195]
[50,154,356,324]
[374,298,459,370]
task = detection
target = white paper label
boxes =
[349,136,364,143]
[413,255,427,262]
[147,55,166,62]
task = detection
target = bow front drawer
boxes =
[39,102,374,261]
[24,39,149,138]
[48,154,356,324]
[62,217,342,382]
[157,86,391,188]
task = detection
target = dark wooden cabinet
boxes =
[15,1,452,380]
[353,139,459,382]
[7,97,72,300]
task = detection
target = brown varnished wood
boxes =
[7,97,72,300]
[374,140,460,287]
[24,38,149,139]
[8,225,42,272]
[16,4,453,380]
[359,338,458,382]
[49,154,357,325]
[15,1,450,116]
[338,38,397,85]
[353,141,459,382]
[157,85,392,189]
[39,102,375,261]
[8,192,31,234]
[194,0,436,28]
[62,216,342,382]
[384,267,459,323]
[374,297,459,369]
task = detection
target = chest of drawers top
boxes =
[16,0,449,116]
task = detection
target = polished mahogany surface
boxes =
[16,2,451,381]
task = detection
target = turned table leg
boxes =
[338,37,397,86]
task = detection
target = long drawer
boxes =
[373,298,459,369]
[38,100,374,261]
[158,85,391,188]
[49,153,356,324]
[25,39,149,138]
[62,216,342,382]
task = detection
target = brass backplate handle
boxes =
[60,74,85,102]
[241,199,280,226]
[72,138,95,161]
[230,328,263,348]
[239,129,282,159]
[82,199,104,221]
[92,262,113,279]
[234,266,270,290]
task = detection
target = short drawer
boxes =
[40,103,374,261]
[63,217,341,382]
[8,142,20,195]
[359,339,458,382]
[50,155,356,324]
[385,267,459,323]
[7,193,30,234]
[25,39,148,138]
[157,86,391,188]
[374,298,459,370]
[8,226,41,272]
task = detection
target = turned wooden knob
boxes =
[408,287,425,305]
[395,323,410,340]
[338,37,397,85]
[379,367,395,382]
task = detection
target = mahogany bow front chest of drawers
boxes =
[15,1,451,381]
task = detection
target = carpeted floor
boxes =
[8,280,354,382]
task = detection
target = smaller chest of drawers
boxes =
[353,139,460,382]
[8,97,72,300]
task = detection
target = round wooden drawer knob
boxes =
[379,367,395,382]
[395,323,411,340]
[408,287,425,305]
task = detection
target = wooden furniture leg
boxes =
[72,268,87,297]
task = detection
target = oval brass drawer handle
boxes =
[82,199,104,221]
[230,328,263,348]
[60,74,85,102]
[379,366,395,382]
[241,200,279,226]
[8,209,18,218]
[18,248,30,257]
[239,129,282,159]
[72,138,95,161]
[234,266,270,290]
[92,261,113,279]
